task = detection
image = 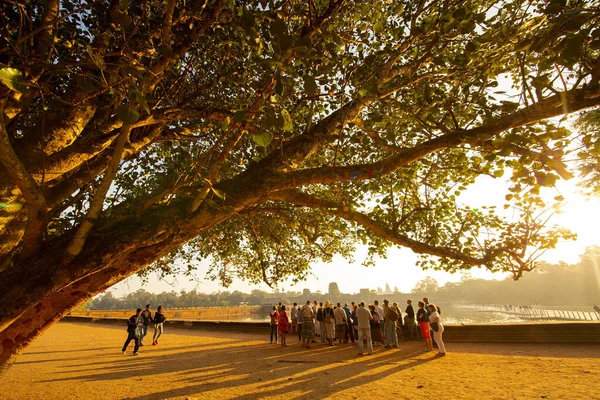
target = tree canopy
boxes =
[1,0,600,372]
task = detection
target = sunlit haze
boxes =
[111,175,600,297]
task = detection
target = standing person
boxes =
[356,302,373,355]
[351,304,359,342]
[424,297,441,347]
[297,304,303,341]
[312,300,319,343]
[152,305,166,346]
[277,302,283,312]
[139,304,152,346]
[323,301,335,346]
[383,300,398,348]
[278,305,290,347]
[291,303,298,334]
[428,304,446,356]
[392,302,404,342]
[316,302,326,343]
[269,305,279,344]
[369,304,384,346]
[334,302,348,343]
[374,300,385,335]
[301,301,315,348]
[122,308,142,355]
[417,301,433,351]
[343,303,355,343]
[405,299,418,340]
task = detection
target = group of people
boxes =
[122,304,167,355]
[269,297,446,356]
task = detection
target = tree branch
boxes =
[263,87,600,191]
[0,103,47,259]
[267,189,498,267]
[62,123,131,263]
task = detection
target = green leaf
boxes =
[87,45,106,70]
[270,18,287,37]
[134,90,150,114]
[222,116,231,131]
[118,0,129,12]
[234,111,246,122]
[281,108,293,131]
[109,8,132,27]
[304,75,318,94]
[116,104,139,125]
[0,68,27,93]
[275,76,284,96]
[252,132,272,147]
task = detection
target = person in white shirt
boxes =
[374,300,385,340]
[428,304,446,356]
[355,302,373,355]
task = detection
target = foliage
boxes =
[574,109,600,194]
[1,1,600,361]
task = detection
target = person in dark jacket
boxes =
[152,305,166,345]
[139,304,153,346]
[122,308,142,355]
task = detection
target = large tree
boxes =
[0,0,599,372]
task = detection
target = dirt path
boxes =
[5,322,600,399]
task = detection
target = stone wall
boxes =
[71,306,264,321]
[63,316,600,344]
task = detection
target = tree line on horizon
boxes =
[89,246,600,309]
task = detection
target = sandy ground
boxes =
[5,322,600,400]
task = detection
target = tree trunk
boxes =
[0,260,149,374]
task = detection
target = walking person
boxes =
[405,299,418,340]
[428,304,447,356]
[152,305,166,345]
[301,301,315,348]
[417,301,433,351]
[122,308,142,355]
[278,305,290,347]
[139,304,152,346]
[269,305,279,344]
[356,302,373,355]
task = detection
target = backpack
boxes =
[316,308,324,322]
[388,307,399,322]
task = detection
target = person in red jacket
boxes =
[278,305,290,347]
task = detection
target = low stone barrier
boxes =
[62,316,600,344]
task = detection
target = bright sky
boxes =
[111,174,600,297]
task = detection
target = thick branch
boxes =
[264,87,600,190]
[34,0,60,60]
[267,189,496,266]
[0,107,46,258]
[63,124,131,262]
